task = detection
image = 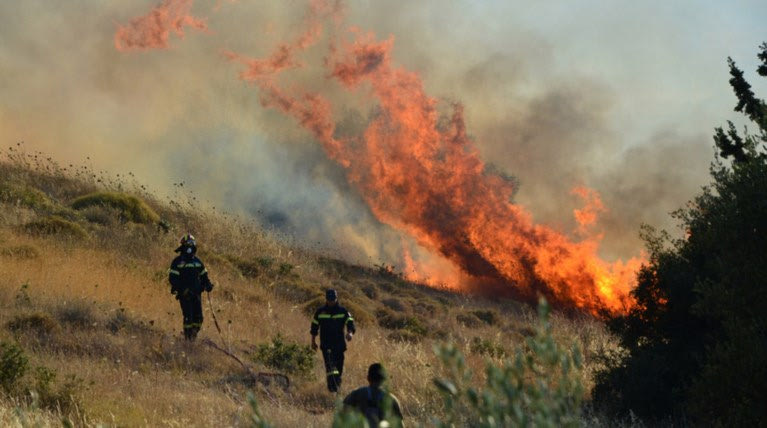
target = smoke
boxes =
[114,0,207,51]
[1,0,758,281]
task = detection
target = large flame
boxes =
[118,0,644,315]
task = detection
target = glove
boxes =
[204,283,213,292]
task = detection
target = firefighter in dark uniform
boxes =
[168,234,213,341]
[311,289,355,392]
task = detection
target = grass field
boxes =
[0,146,621,426]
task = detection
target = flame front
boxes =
[118,0,644,315]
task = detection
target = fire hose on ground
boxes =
[203,291,290,389]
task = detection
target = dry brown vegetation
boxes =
[0,144,621,426]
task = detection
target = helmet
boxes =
[179,234,196,247]
[175,234,197,253]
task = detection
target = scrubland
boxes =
[0,145,620,426]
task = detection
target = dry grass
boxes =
[0,148,623,426]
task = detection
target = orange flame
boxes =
[226,23,644,315]
[572,186,606,235]
[115,0,644,315]
[114,0,207,51]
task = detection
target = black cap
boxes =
[368,363,387,383]
[325,289,338,302]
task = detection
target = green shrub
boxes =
[78,204,122,225]
[0,182,54,211]
[22,216,87,239]
[0,341,29,393]
[256,257,273,269]
[433,299,583,427]
[469,337,507,358]
[39,371,84,412]
[30,366,84,413]
[7,312,60,335]
[376,309,427,336]
[0,244,41,259]
[277,262,294,276]
[252,335,315,379]
[71,191,159,224]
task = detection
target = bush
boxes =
[7,312,60,336]
[274,281,321,304]
[0,244,41,260]
[382,297,406,312]
[55,301,97,329]
[35,369,84,412]
[224,255,264,279]
[22,216,88,240]
[456,313,482,328]
[433,299,583,427]
[71,191,159,224]
[0,182,55,211]
[252,335,315,379]
[469,337,507,358]
[594,44,767,425]
[471,310,498,326]
[361,284,377,299]
[376,309,427,336]
[0,341,29,393]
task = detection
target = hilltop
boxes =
[0,145,617,426]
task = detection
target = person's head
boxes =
[175,233,197,255]
[325,288,338,306]
[367,363,387,386]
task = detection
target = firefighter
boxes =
[342,363,404,427]
[168,234,213,341]
[310,289,355,392]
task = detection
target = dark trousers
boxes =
[321,347,345,392]
[179,293,203,340]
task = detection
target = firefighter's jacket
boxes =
[168,254,213,297]
[311,304,356,351]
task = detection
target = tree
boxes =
[594,43,767,425]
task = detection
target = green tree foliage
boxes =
[433,299,583,428]
[0,341,29,393]
[594,43,767,425]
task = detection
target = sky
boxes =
[1,0,765,269]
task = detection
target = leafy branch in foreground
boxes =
[432,299,584,427]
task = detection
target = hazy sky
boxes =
[1,0,765,266]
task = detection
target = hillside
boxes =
[0,146,618,426]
